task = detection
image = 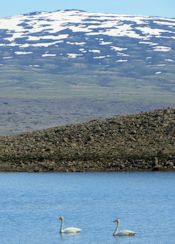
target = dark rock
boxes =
[0,107,175,172]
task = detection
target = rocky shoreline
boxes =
[0,108,175,172]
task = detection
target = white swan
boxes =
[58,216,81,234]
[113,218,136,236]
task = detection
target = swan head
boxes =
[58,216,64,221]
[113,218,120,224]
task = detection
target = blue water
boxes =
[0,172,174,244]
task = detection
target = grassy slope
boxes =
[0,62,175,103]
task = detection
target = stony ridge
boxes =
[0,108,175,172]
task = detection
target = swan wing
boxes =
[122,230,136,235]
[116,230,136,236]
[63,227,81,233]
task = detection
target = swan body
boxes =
[58,216,81,234]
[113,218,136,236]
[115,229,136,236]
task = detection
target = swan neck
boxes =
[113,221,119,236]
[60,219,64,233]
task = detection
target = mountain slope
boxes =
[0,10,175,134]
[0,10,175,98]
[0,108,174,172]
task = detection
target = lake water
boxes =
[0,172,174,244]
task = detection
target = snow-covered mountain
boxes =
[0,10,174,61]
[0,9,175,98]
[0,10,175,134]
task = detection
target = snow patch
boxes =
[117,52,129,57]
[20,41,62,48]
[67,41,86,46]
[116,59,128,63]
[3,56,12,59]
[111,46,128,51]
[153,46,171,52]
[99,41,112,45]
[27,34,69,41]
[154,20,175,27]
[165,59,174,62]
[139,41,158,46]
[156,64,166,67]
[79,48,87,53]
[67,53,83,59]
[89,49,101,53]
[15,51,33,55]
[136,26,173,37]
[42,53,56,57]
[93,56,106,59]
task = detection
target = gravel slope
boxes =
[0,108,175,172]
